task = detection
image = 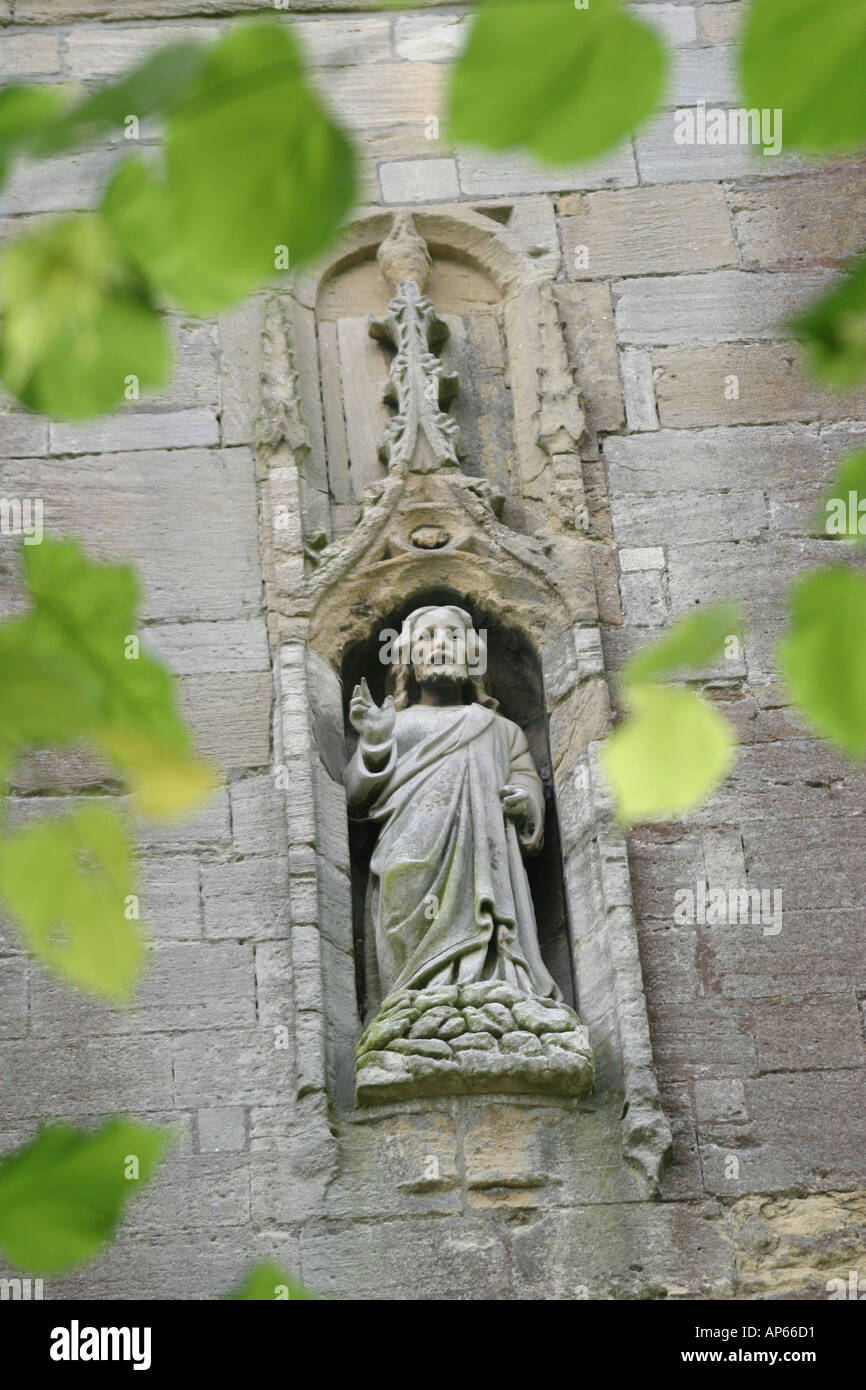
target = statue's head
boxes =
[389,604,496,710]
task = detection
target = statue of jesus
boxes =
[344,605,561,1006]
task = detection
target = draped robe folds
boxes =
[344,702,561,1003]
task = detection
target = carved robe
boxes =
[344,702,560,1004]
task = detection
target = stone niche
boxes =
[256,204,672,1195]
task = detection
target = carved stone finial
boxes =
[369,213,461,473]
[377,211,432,292]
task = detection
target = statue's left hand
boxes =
[500,783,530,825]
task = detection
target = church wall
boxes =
[0,0,864,1300]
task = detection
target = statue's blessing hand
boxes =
[350,677,396,746]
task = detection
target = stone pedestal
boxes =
[356,981,594,1104]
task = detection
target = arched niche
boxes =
[338,585,577,1026]
[281,205,572,548]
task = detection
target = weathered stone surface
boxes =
[700,2,742,45]
[0,448,262,623]
[653,342,866,427]
[561,183,735,279]
[457,143,637,197]
[731,1192,866,1297]
[555,282,624,433]
[730,168,866,269]
[202,856,289,940]
[197,1106,247,1154]
[614,270,833,346]
[380,157,459,204]
[177,671,271,772]
[357,983,592,1103]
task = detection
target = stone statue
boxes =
[346,605,593,1101]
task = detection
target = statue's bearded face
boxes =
[410,618,472,687]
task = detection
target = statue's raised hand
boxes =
[350,677,396,747]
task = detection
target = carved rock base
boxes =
[355,982,594,1104]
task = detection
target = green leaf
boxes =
[229,1262,319,1300]
[448,0,667,165]
[0,1120,171,1273]
[792,254,866,388]
[779,566,866,756]
[741,0,866,152]
[623,603,742,688]
[40,43,209,155]
[602,684,736,825]
[0,805,144,1000]
[814,450,866,541]
[17,537,214,818]
[0,84,71,184]
[0,214,169,418]
[105,21,356,315]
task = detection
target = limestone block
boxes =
[0,958,28,1039]
[731,1192,866,1297]
[380,157,459,204]
[64,24,221,78]
[604,423,830,496]
[173,1027,293,1108]
[635,110,809,184]
[139,855,202,939]
[700,2,742,44]
[0,448,262,623]
[611,488,768,546]
[145,618,269,675]
[219,295,266,446]
[29,942,256,1036]
[700,1071,866,1194]
[230,774,287,857]
[462,1099,640,1209]
[1,1035,174,1120]
[614,270,834,346]
[653,342,866,427]
[178,671,272,772]
[326,1107,461,1220]
[198,1106,247,1154]
[555,282,624,433]
[561,183,735,279]
[0,149,118,215]
[0,33,60,77]
[49,409,220,455]
[46,1228,257,1303]
[124,1153,250,1232]
[619,348,659,431]
[395,14,469,61]
[458,142,637,197]
[730,168,866,269]
[203,856,289,940]
[300,1215,509,1300]
[509,1200,733,1299]
[641,3,698,45]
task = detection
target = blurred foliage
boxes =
[779,567,866,758]
[0,1121,172,1273]
[741,0,866,153]
[603,607,740,824]
[449,0,667,164]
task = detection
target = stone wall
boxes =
[0,1,864,1299]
